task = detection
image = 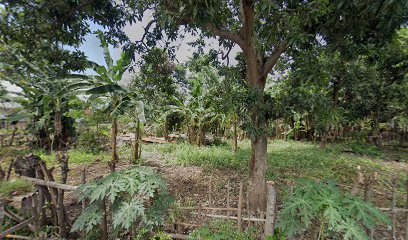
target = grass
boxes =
[33,149,110,167]
[0,179,32,197]
[144,140,400,184]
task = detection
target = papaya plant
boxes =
[72,167,173,239]
[278,180,390,239]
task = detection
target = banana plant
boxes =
[167,78,221,146]
[85,30,131,170]
[1,43,90,150]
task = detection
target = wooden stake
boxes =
[101,198,108,240]
[405,178,408,240]
[81,166,87,210]
[226,181,230,217]
[351,166,363,196]
[208,176,213,207]
[5,159,13,181]
[31,194,39,236]
[364,172,377,240]
[264,181,277,238]
[391,177,397,239]
[246,190,251,230]
[237,182,243,230]
[81,166,87,237]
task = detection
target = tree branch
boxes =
[205,23,244,48]
[261,41,288,78]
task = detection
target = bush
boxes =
[72,167,173,238]
[77,129,109,154]
[189,220,256,240]
[277,180,390,239]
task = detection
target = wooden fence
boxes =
[1,164,407,240]
[0,157,81,240]
[168,166,408,240]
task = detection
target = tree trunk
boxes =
[320,128,328,149]
[247,84,268,211]
[9,125,17,146]
[248,118,268,211]
[373,109,383,148]
[197,124,205,146]
[100,198,108,240]
[233,119,238,152]
[110,118,118,171]
[164,117,169,140]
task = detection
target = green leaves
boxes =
[72,167,172,237]
[71,204,103,234]
[112,198,145,230]
[86,84,127,95]
[278,180,389,239]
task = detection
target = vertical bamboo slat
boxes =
[264,181,277,238]
[31,194,39,236]
[81,167,87,210]
[209,176,213,207]
[405,178,408,240]
[246,190,251,229]
[391,177,397,239]
[81,166,87,237]
[237,182,243,230]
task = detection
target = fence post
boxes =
[391,177,397,239]
[264,181,277,238]
[405,178,407,240]
[81,166,87,237]
[364,172,377,240]
[237,182,243,230]
[226,180,230,218]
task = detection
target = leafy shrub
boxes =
[77,129,109,154]
[189,220,256,240]
[278,180,390,239]
[72,167,173,238]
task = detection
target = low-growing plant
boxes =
[72,167,173,238]
[189,220,256,240]
[277,180,390,239]
[0,179,32,197]
[77,129,109,154]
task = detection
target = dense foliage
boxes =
[278,180,390,239]
[72,167,172,238]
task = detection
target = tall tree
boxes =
[126,0,407,210]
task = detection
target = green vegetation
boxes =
[72,167,172,238]
[145,140,394,183]
[34,149,109,167]
[189,220,256,240]
[0,0,407,239]
[278,180,390,239]
[0,179,32,197]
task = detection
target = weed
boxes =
[189,220,256,240]
[0,179,32,197]
[33,149,109,167]
[144,140,398,185]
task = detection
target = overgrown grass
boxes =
[34,149,110,167]
[0,179,32,197]
[144,140,396,184]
